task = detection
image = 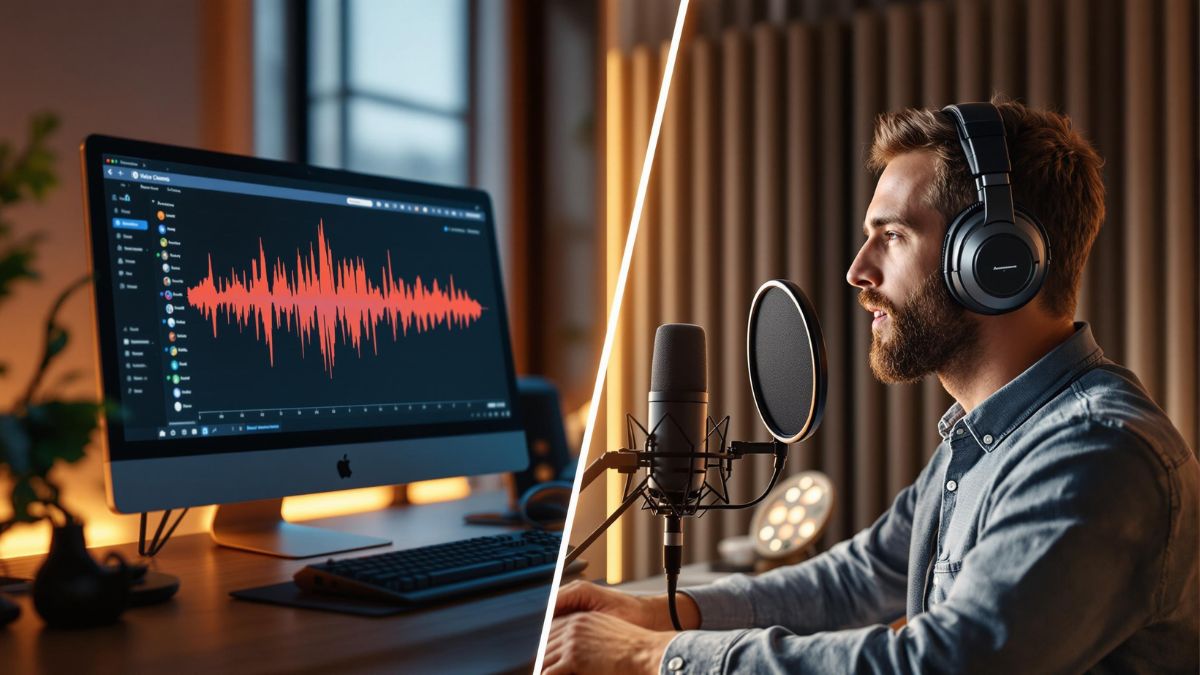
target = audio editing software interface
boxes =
[99,155,513,443]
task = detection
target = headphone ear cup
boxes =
[942,202,985,307]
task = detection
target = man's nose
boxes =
[846,243,881,289]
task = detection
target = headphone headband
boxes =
[939,102,1049,315]
[941,103,1016,229]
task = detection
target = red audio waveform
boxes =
[186,221,484,377]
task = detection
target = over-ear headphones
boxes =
[940,103,1050,315]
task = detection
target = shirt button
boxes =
[956,428,965,436]
[667,656,685,671]
[982,434,994,445]
[946,480,958,492]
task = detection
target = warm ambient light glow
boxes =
[0,480,471,559]
[282,487,396,522]
[407,477,471,504]
[604,48,629,586]
[0,519,134,560]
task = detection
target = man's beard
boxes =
[860,273,980,384]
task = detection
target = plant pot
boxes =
[32,523,128,628]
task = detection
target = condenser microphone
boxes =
[646,324,708,505]
[564,280,827,631]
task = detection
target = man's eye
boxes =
[885,231,900,241]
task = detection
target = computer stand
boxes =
[210,498,391,559]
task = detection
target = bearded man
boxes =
[546,100,1199,674]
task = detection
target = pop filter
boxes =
[746,279,827,444]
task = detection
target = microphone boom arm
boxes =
[565,475,648,566]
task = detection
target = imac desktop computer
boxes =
[81,135,528,559]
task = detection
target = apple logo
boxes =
[337,454,352,479]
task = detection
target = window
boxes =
[308,0,470,184]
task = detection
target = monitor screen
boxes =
[84,137,521,466]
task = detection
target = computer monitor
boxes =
[81,135,528,558]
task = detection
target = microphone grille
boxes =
[651,323,707,392]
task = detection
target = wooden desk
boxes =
[0,491,554,675]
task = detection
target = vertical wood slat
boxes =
[1163,0,1198,451]
[748,24,786,517]
[628,46,659,581]
[883,2,923,503]
[689,38,723,563]
[1063,0,1092,321]
[920,1,951,107]
[817,18,849,544]
[1088,0,1126,361]
[754,24,786,289]
[955,0,988,101]
[720,29,755,538]
[920,0,953,460]
[1124,0,1162,404]
[661,41,691,325]
[989,0,1024,97]
[785,23,820,474]
[752,22,786,498]
[851,9,885,530]
[1026,0,1059,108]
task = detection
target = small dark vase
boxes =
[32,523,129,628]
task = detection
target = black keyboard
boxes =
[294,529,566,606]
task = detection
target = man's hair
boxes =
[867,97,1105,319]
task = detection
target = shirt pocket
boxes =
[930,559,962,606]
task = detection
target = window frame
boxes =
[304,0,477,183]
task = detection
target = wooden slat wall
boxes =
[589,0,1199,582]
[628,46,659,582]
[688,39,722,564]
[720,29,755,545]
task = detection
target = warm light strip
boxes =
[534,1,692,671]
[406,477,471,504]
[281,487,396,522]
[604,48,628,586]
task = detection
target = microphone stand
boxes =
[563,426,791,631]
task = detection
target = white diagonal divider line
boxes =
[532,0,691,671]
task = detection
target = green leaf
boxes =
[24,401,100,470]
[0,414,31,473]
[30,112,59,142]
[0,111,59,206]
[0,236,40,301]
[12,478,39,523]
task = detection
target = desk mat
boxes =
[230,581,410,617]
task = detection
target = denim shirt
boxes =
[665,323,1199,674]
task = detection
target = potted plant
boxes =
[0,113,128,627]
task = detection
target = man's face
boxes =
[845,151,979,384]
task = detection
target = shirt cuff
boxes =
[660,628,751,675]
[678,573,758,630]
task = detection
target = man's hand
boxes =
[543,611,677,675]
[554,580,701,631]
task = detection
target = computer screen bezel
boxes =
[82,134,528,510]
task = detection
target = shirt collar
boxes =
[936,322,1104,451]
